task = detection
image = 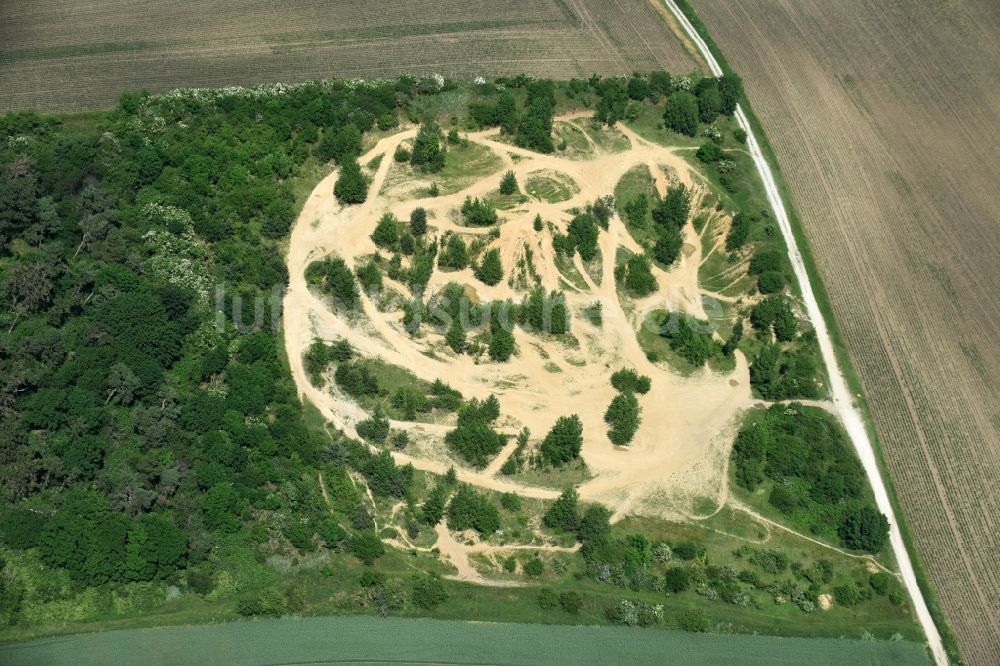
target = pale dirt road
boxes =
[661,1,946,662]
[283,114,754,524]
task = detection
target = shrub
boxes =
[614,253,657,297]
[757,270,785,294]
[393,145,411,162]
[461,197,498,226]
[539,415,584,466]
[410,121,446,172]
[371,213,400,250]
[664,566,691,592]
[839,506,890,553]
[610,368,651,394]
[439,235,469,270]
[696,142,722,163]
[348,531,385,565]
[410,207,428,236]
[677,608,711,632]
[500,492,522,512]
[522,557,544,577]
[537,587,558,610]
[663,92,699,136]
[444,396,506,467]
[499,171,518,195]
[475,248,504,286]
[334,157,368,204]
[356,407,390,443]
[604,392,640,445]
[411,575,448,609]
[559,591,583,614]
[543,488,580,533]
[870,572,890,595]
[447,484,500,535]
[237,589,287,617]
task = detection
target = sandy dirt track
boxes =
[663,1,948,662]
[283,114,766,582]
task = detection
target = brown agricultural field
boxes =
[691,0,1000,662]
[0,0,700,112]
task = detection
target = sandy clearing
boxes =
[661,1,946,662]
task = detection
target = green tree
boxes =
[543,487,580,533]
[839,506,890,553]
[439,235,469,270]
[411,574,448,609]
[488,325,515,362]
[610,369,651,394]
[371,213,400,249]
[475,248,504,286]
[202,483,242,533]
[718,73,744,115]
[445,318,466,354]
[539,415,584,466]
[605,392,640,445]
[663,92,699,136]
[348,530,385,565]
[696,79,722,123]
[499,171,518,195]
[410,207,428,236]
[317,123,362,164]
[334,157,368,204]
[410,121,446,172]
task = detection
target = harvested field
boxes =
[0,0,700,112]
[690,1,1000,662]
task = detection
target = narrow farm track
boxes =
[662,1,948,663]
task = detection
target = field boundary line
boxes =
[659,1,946,663]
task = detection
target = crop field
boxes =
[0,616,931,666]
[690,0,1000,662]
[0,0,700,112]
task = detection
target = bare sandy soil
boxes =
[284,114,759,581]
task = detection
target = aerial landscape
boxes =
[0,1,996,665]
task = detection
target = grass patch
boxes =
[525,170,579,203]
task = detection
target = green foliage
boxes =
[499,492,522,512]
[696,142,722,163]
[663,91,699,136]
[695,78,721,123]
[521,286,568,334]
[439,235,469,270]
[356,406,390,444]
[444,396,506,468]
[421,483,449,525]
[750,295,797,342]
[445,318,466,354]
[447,485,500,535]
[371,213,400,250]
[537,587,558,610]
[317,123,362,164]
[305,256,360,308]
[718,73,744,116]
[488,324,515,362]
[539,415,584,466]
[409,207,428,236]
[839,506,890,553]
[653,183,690,228]
[410,121,446,172]
[460,197,498,226]
[475,248,504,286]
[661,315,720,367]
[410,574,448,609]
[543,488,580,533]
[614,253,657,297]
[335,157,368,204]
[522,557,544,577]
[732,405,884,550]
[610,369,651,394]
[725,211,757,251]
[356,259,383,293]
[749,341,821,400]
[677,608,711,632]
[237,589,287,617]
[348,531,385,565]
[604,392,640,445]
[499,171,518,195]
[561,212,600,261]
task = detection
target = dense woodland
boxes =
[0,72,895,636]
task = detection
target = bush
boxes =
[411,121,446,172]
[411,574,448,609]
[664,566,691,592]
[444,396,506,467]
[870,572,890,595]
[610,368,651,394]
[614,253,657,297]
[334,157,368,204]
[757,270,785,294]
[537,587,558,610]
[539,415,584,466]
[499,171,518,195]
[543,488,580,533]
[475,248,504,286]
[461,197,498,226]
[371,213,400,250]
[348,531,385,565]
[447,485,501,535]
[696,142,722,163]
[663,92,699,136]
[237,589,286,617]
[410,207,428,236]
[439,235,469,270]
[559,591,583,614]
[393,145,411,162]
[356,407,390,443]
[839,506,890,553]
[522,557,544,577]
[500,492,522,512]
[672,541,700,561]
[604,392,640,445]
[677,608,711,632]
